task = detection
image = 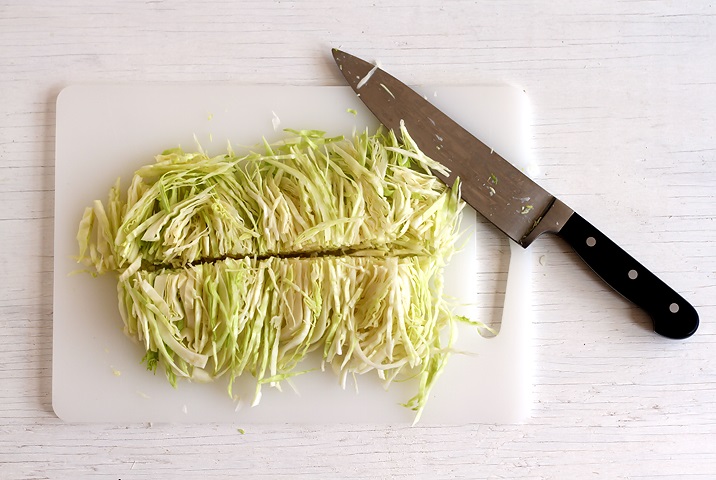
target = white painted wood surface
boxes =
[1,0,715,478]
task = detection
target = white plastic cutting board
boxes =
[54,85,533,424]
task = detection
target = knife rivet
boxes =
[586,237,596,247]
[628,269,638,280]
[670,303,680,313]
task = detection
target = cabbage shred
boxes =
[77,124,467,422]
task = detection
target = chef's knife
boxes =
[332,48,698,340]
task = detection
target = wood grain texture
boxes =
[1,0,715,478]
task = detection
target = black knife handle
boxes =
[557,212,699,339]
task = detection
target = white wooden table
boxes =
[1,1,715,478]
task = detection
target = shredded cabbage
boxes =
[77,125,471,422]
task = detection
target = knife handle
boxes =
[557,212,699,339]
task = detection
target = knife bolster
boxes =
[520,198,574,247]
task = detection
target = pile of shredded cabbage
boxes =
[77,124,469,422]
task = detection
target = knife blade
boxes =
[332,48,698,340]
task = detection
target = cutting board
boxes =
[53,84,533,424]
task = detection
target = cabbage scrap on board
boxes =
[76,124,475,422]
